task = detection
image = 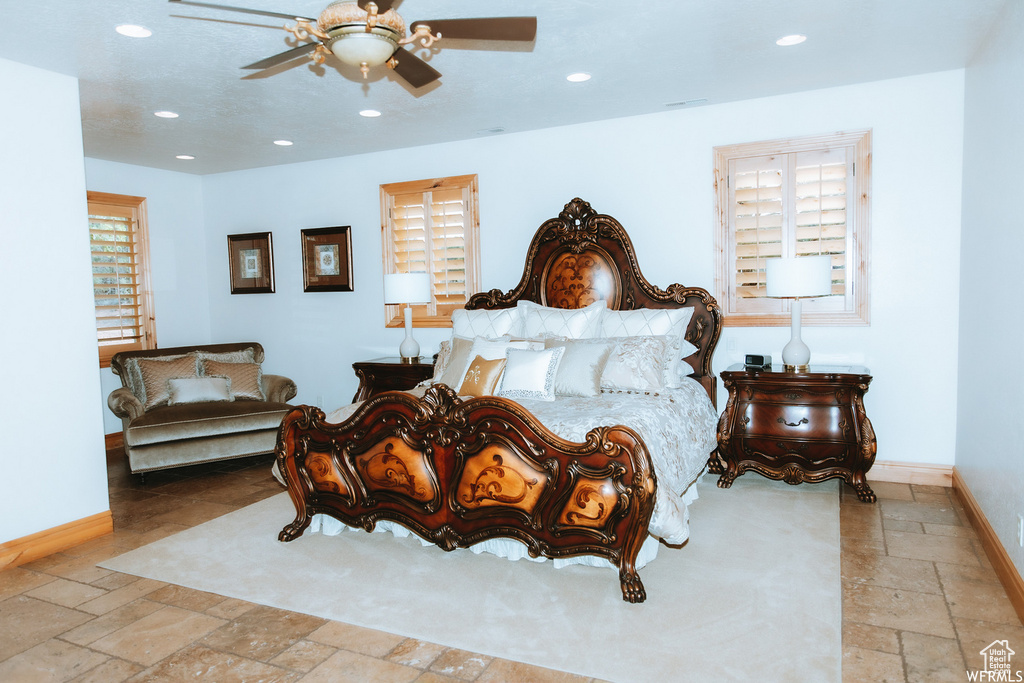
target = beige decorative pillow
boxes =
[435,336,479,389]
[138,355,200,410]
[202,360,265,401]
[458,355,507,397]
[544,338,614,397]
[194,347,257,365]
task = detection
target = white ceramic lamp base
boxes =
[782,298,811,372]
[399,305,420,361]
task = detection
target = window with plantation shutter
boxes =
[87,192,157,366]
[380,174,480,327]
[714,130,871,326]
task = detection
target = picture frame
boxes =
[227,232,275,294]
[301,226,354,292]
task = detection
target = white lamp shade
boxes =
[383,273,431,305]
[765,256,832,299]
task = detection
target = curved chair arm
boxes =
[263,374,298,403]
[108,387,144,421]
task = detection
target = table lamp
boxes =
[383,272,431,361]
[765,255,832,372]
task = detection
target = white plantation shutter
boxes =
[382,175,480,326]
[88,193,156,365]
[715,131,870,326]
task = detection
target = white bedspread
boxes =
[318,378,718,553]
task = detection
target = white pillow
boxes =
[167,376,232,405]
[600,336,673,392]
[451,308,522,339]
[497,346,566,402]
[517,299,606,339]
[599,307,697,387]
[451,337,541,391]
[544,338,614,397]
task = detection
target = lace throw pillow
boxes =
[497,346,566,402]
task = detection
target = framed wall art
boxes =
[301,226,353,292]
[227,232,275,294]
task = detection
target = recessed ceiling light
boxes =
[566,72,591,83]
[776,34,807,46]
[273,140,293,146]
[359,109,382,118]
[116,24,152,38]
[175,155,195,160]
[154,111,179,119]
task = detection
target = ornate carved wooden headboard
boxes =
[466,198,722,404]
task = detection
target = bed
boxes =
[275,198,722,602]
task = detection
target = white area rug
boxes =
[101,477,841,682]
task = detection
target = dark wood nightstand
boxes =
[351,357,435,403]
[710,364,878,502]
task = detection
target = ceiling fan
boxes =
[168,0,537,88]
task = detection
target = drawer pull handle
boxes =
[777,417,809,427]
[785,393,802,400]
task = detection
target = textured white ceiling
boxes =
[0,0,1006,174]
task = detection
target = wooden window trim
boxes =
[713,130,871,327]
[380,174,480,328]
[88,191,157,367]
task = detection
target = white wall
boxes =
[0,59,109,542]
[199,70,965,466]
[85,160,211,433]
[957,0,1024,574]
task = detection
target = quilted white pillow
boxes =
[451,308,522,339]
[599,307,697,387]
[497,346,566,402]
[517,299,606,339]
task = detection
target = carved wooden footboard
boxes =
[275,384,658,603]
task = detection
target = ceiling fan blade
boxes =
[241,42,318,70]
[410,17,537,42]
[389,48,441,89]
[168,0,314,22]
[358,0,397,12]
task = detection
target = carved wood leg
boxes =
[707,449,725,475]
[279,514,311,542]
[619,564,647,603]
[847,473,877,503]
[716,462,738,489]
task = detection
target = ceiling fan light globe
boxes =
[326,27,400,67]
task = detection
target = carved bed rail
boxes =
[275,384,658,603]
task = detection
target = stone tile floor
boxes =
[1,448,1020,681]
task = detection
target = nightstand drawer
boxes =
[737,402,851,440]
[741,437,853,468]
[742,384,842,406]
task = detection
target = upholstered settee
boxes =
[107,342,297,477]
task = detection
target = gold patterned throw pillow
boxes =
[457,355,506,397]
[201,360,265,401]
[137,355,200,410]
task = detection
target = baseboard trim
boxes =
[867,460,953,487]
[952,467,1024,625]
[0,511,113,571]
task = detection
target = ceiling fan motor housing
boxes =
[318,1,406,66]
